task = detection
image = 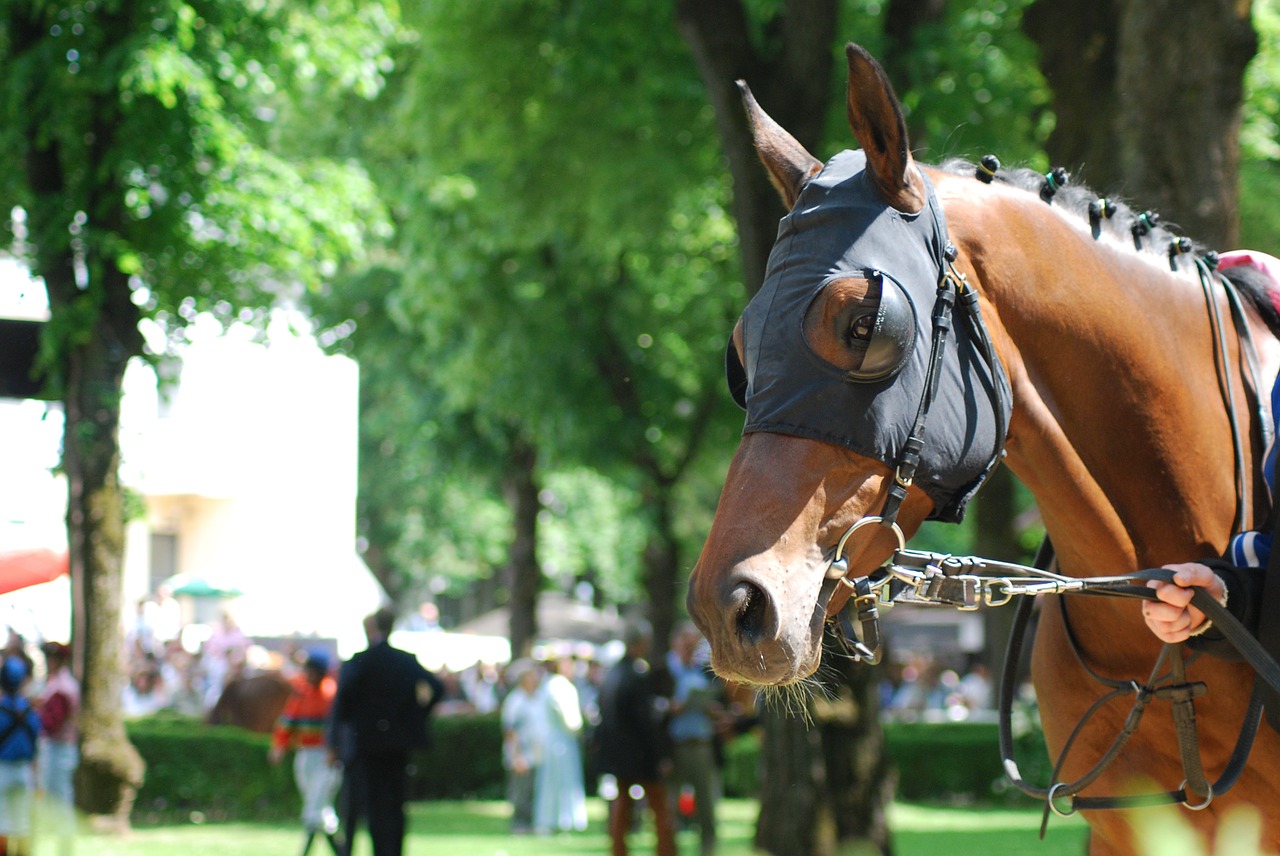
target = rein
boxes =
[823,224,1277,821]
[832,539,1280,824]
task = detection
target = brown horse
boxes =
[207,671,293,733]
[687,43,1280,853]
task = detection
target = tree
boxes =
[0,0,395,821]
[314,0,747,664]
[1025,0,1257,247]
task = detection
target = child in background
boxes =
[270,649,341,855]
[0,657,40,856]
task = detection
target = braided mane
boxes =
[937,158,1280,339]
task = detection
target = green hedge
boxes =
[128,713,506,825]
[885,720,1052,803]
[125,713,1050,824]
[130,715,298,825]
[720,719,1051,804]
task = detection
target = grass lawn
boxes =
[46,798,1090,856]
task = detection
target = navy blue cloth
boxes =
[331,639,444,856]
[0,694,40,762]
[595,655,667,781]
[1225,373,1280,568]
[332,640,443,758]
[732,149,1009,522]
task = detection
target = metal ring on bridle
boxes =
[832,516,906,566]
[1047,782,1077,818]
[1179,780,1213,811]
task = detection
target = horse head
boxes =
[688,45,1009,686]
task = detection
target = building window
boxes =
[150,532,177,592]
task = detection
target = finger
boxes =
[1153,585,1194,609]
[1143,599,1190,624]
[1171,565,1215,588]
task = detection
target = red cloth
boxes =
[272,674,336,751]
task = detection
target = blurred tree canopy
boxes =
[0,0,398,822]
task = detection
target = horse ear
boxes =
[737,81,823,210]
[844,43,925,213]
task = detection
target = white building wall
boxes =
[121,316,383,656]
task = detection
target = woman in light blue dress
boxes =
[533,657,587,834]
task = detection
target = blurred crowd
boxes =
[879,653,996,722]
[120,589,252,719]
[0,595,1007,856]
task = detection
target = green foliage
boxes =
[126,712,1051,821]
[904,0,1052,165]
[310,0,749,607]
[129,716,297,825]
[1238,160,1280,257]
[0,1,399,352]
[1241,1,1280,257]
[537,469,649,602]
[412,714,506,801]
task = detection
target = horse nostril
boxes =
[728,580,772,644]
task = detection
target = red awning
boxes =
[0,548,69,595]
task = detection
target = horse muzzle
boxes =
[686,558,830,686]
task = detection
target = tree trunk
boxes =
[755,652,892,856]
[1022,0,1124,193]
[10,0,146,824]
[641,485,679,666]
[1114,0,1255,248]
[503,436,542,659]
[1026,0,1255,248]
[64,318,146,826]
[675,0,838,298]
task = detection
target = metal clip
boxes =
[955,575,983,610]
[985,579,1014,608]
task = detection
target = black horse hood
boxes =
[729,149,1010,522]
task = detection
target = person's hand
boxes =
[1143,563,1226,643]
[268,745,285,766]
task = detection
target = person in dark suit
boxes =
[595,619,675,856]
[330,607,444,856]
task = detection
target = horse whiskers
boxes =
[758,679,821,725]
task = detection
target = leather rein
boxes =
[823,245,1280,823]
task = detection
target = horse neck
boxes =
[941,176,1274,580]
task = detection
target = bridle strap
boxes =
[877,265,954,528]
[998,548,1272,820]
[878,247,1009,530]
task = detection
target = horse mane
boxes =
[937,158,1280,340]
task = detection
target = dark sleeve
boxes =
[1185,557,1264,661]
[420,666,445,716]
[329,657,360,745]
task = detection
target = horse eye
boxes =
[849,312,876,343]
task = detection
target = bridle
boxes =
[822,221,1010,629]
[817,199,1280,823]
